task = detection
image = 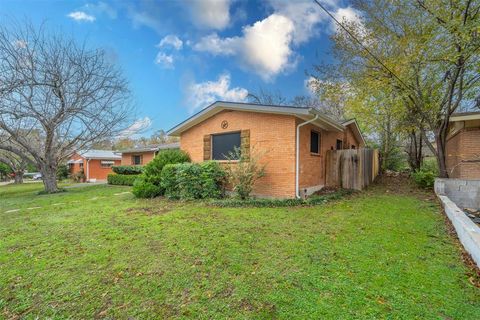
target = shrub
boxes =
[161,161,226,200]
[132,149,191,199]
[224,147,265,200]
[412,160,438,189]
[132,179,163,198]
[107,173,140,186]
[56,164,69,180]
[160,164,179,199]
[142,149,191,185]
[72,170,85,182]
[210,189,353,207]
[112,165,144,175]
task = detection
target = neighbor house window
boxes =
[310,131,320,154]
[212,131,241,160]
[351,145,356,149]
[336,139,343,150]
[79,163,84,169]
[131,155,143,165]
[101,160,115,168]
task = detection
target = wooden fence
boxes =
[325,148,379,190]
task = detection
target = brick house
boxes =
[119,143,180,166]
[446,111,480,179]
[68,150,121,182]
[167,101,365,198]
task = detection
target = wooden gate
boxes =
[325,148,379,190]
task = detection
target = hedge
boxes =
[112,165,144,175]
[107,173,140,186]
[209,189,354,208]
[161,161,226,200]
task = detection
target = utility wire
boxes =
[313,0,411,91]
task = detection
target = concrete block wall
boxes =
[434,178,480,209]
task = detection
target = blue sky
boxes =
[0,0,357,135]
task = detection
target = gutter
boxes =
[86,158,91,182]
[295,114,319,198]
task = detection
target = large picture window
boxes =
[212,132,241,160]
[310,131,320,154]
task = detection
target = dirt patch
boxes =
[125,207,171,216]
[312,186,341,196]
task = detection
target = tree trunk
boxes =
[14,171,23,184]
[406,130,423,172]
[435,134,448,178]
[41,164,59,193]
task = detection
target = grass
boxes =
[0,182,479,319]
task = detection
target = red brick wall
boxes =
[446,125,480,179]
[180,110,363,198]
[180,110,297,198]
[121,152,155,165]
[297,121,361,192]
[86,159,121,181]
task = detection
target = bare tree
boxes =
[0,21,134,192]
[0,150,28,183]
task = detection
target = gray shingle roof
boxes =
[78,149,121,159]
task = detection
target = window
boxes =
[101,160,115,168]
[336,139,343,150]
[131,155,143,165]
[79,163,84,169]
[351,145,356,149]
[212,132,241,160]
[310,131,320,154]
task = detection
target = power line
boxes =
[313,0,411,91]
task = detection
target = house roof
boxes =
[119,142,180,154]
[450,111,480,122]
[341,119,367,146]
[167,101,346,136]
[77,149,121,160]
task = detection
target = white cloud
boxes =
[193,14,295,81]
[157,35,183,50]
[185,73,248,112]
[84,2,117,19]
[67,11,96,22]
[268,0,330,44]
[119,117,152,138]
[193,33,237,55]
[304,76,317,94]
[189,0,231,30]
[333,7,362,30]
[154,52,174,69]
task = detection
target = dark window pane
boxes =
[310,131,319,153]
[336,139,343,150]
[212,132,241,160]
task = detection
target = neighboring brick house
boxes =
[446,111,480,179]
[119,143,180,166]
[68,150,121,182]
[168,101,365,198]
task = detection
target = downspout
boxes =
[296,114,319,198]
[86,158,91,182]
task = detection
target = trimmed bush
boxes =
[160,164,179,199]
[132,179,163,198]
[210,189,353,207]
[161,161,226,200]
[132,149,191,199]
[112,165,144,175]
[107,173,140,186]
[57,164,69,180]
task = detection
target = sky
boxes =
[0,0,358,136]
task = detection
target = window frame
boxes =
[131,154,143,165]
[211,131,241,161]
[310,130,321,155]
[101,160,115,168]
[336,139,343,150]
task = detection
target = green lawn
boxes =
[0,182,479,319]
